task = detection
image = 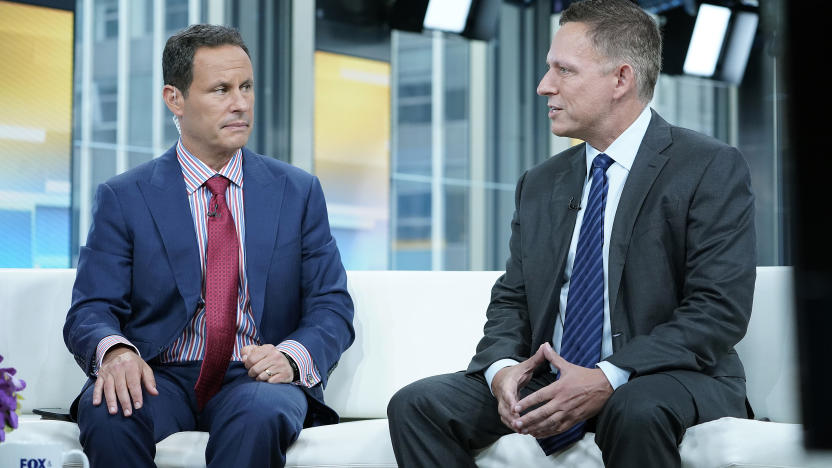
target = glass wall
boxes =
[16,0,785,271]
[388,2,553,271]
[391,31,475,270]
[71,0,193,258]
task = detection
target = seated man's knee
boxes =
[387,377,442,422]
[597,379,686,437]
[77,391,150,436]
[76,391,156,461]
[235,384,306,435]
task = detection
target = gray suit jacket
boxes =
[467,110,756,420]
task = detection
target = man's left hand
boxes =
[512,343,613,438]
[241,344,294,384]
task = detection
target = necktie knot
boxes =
[592,153,614,173]
[205,176,230,197]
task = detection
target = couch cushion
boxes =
[679,417,806,468]
[286,419,396,468]
[11,415,807,468]
[738,266,800,423]
[324,270,504,419]
[477,417,807,468]
[0,269,84,413]
[475,431,603,467]
[154,419,397,468]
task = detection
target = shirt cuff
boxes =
[596,360,631,390]
[94,335,139,376]
[276,340,321,387]
[484,358,520,396]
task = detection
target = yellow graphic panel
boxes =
[315,51,391,270]
[0,1,74,267]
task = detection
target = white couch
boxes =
[0,267,812,467]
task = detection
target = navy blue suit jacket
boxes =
[64,145,355,426]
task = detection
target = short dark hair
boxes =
[162,24,250,97]
[561,0,662,103]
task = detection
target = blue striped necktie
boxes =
[537,152,614,455]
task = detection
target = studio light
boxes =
[683,3,732,77]
[389,0,500,41]
[718,10,758,84]
[661,1,759,84]
[423,0,473,34]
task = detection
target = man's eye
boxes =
[215,87,227,94]
[560,67,569,73]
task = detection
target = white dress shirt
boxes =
[485,106,653,393]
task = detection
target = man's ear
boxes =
[612,63,637,100]
[163,85,184,117]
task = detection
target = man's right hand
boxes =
[491,344,546,431]
[93,345,158,417]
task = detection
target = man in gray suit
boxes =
[387,1,755,467]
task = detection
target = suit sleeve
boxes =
[64,182,134,377]
[605,146,756,376]
[467,171,533,375]
[282,176,355,388]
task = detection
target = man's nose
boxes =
[230,89,251,112]
[537,70,557,96]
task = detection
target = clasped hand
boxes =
[491,342,613,438]
[95,343,294,417]
[241,344,294,384]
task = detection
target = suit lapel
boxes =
[242,149,286,324]
[541,146,587,340]
[549,146,587,282]
[138,147,202,310]
[607,111,673,320]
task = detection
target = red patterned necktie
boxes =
[194,175,239,410]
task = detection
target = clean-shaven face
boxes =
[536,22,619,144]
[179,44,254,157]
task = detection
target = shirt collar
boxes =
[175,139,244,194]
[585,105,653,176]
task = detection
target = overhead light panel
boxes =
[389,0,500,41]
[718,10,758,84]
[683,3,732,77]
[423,0,473,34]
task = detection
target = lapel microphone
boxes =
[568,197,582,211]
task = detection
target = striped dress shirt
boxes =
[94,140,321,387]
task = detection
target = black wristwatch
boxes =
[280,351,300,382]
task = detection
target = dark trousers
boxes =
[77,361,308,468]
[387,370,747,468]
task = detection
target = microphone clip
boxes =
[568,197,582,211]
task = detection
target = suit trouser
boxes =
[76,361,308,468]
[387,370,747,468]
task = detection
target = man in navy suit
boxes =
[64,24,354,467]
